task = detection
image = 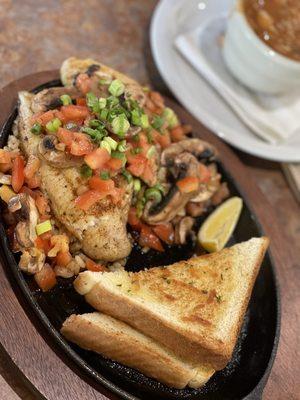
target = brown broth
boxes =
[244,0,300,61]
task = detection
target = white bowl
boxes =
[223,0,300,94]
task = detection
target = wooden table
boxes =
[0,1,299,399]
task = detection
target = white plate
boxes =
[150,0,300,162]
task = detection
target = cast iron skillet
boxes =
[0,80,280,400]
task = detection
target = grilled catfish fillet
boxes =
[74,237,269,369]
[61,312,215,389]
[17,89,132,262]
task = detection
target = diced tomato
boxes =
[34,191,50,215]
[24,155,40,180]
[0,162,12,173]
[76,73,93,94]
[177,176,199,194]
[75,190,104,210]
[34,236,51,254]
[170,126,186,142]
[86,258,108,272]
[34,264,57,292]
[152,223,174,245]
[88,176,115,192]
[70,132,93,156]
[140,162,156,187]
[57,128,74,147]
[60,105,89,122]
[198,163,211,184]
[11,155,24,193]
[152,129,171,149]
[0,149,12,164]
[76,97,87,106]
[56,251,72,267]
[33,110,56,125]
[110,187,125,205]
[126,154,147,177]
[84,148,110,170]
[105,157,124,171]
[139,224,164,252]
[128,207,142,231]
[26,175,41,189]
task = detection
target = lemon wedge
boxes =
[198,197,243,253]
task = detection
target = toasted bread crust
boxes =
[61,313,214,389]
[74,238,269,370]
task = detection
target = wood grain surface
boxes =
[0,1,299,400]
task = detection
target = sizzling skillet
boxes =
[0,75,280,400]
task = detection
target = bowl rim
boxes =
[233,0,300,70]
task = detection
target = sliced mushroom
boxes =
[31,87,80,114]
[174,216,195,245]
[211,182,230,206]
[0,173,11,185]
[8,193,39,245]
[190,164,221,203]
[186,201,209,217]
[161,138,217,166]
[15,221,32,248]
[143,153,200,224]
[38,135,83,168]
[19,248,45,274]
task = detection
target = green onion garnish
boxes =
[111,114,130,137]
[103,136,118,151]
[131,109,141,126]
[107,96,120,108]
[140,114,149,129]
[146,145,156,159]
[46,118,62,133]
[99,78,112,85]
[108,79,125,97]
[80,164,93,178]
[132,147,142,155]
[133,178,141,193]
[100,171,110,180]
[111,151,127,162]
[122,170,133,183]
[145,187,162,204]
[60,94,72,106]
[162,107,179,129]
[89,119,103,128]
[36,220,52,236]
[99,109,109,121]
[100,140,112,154]
[152,115,164,130]
[31,123,42,135]
[117,140,127,152]
[86,92,100,113]
[98,97,107,109]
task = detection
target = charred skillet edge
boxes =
[0,77,281,400]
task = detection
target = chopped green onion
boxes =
[86,92,99,113]
[31,123,42,135]
[98,97,107,109]
[99,78,112,85]
[60,94,72,106]
[108,79,125,97]
[100,171,110,180]
[117,140,127,152]
[145,187,162,204]
[146,130,153,144]
[111,151,126,161]
[152,115,164,130]
[103,136,118,151]
[153,183,165,194]
[46,118,62,133]
[140,114,149,129]
[146,145,156,159]
[131,109,141,126]
[162,107,179,129]
[100,140,112,154]
[80,164,93,178]
[107,96,119,108]
[142,86,150,92]
[136,198,145,218]
[89,119,103,128]
[36,220,52,236]
[81,127,106,142]
[111,114,130,137]
[99,109,109,121]
[122,170,133,183]
[133,178,141,193]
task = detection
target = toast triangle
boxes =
[74,237,269,369]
